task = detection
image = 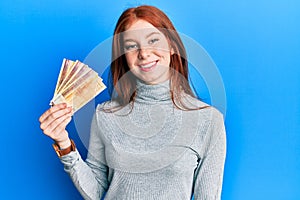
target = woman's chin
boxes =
[138,75,169,85]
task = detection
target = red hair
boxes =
[110,5,201,110]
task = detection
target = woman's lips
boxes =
[138,60,158,72]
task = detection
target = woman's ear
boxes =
[168,40,175,55]
[170,46,175,55]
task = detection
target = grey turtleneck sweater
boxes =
[60,80,226,200]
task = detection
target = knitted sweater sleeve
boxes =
[193,109,227,200]
[59,112,109,200]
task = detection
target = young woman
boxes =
[39,5,226,200]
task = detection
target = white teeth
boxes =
[140,61,156,69]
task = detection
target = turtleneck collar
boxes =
[135,79,172,104]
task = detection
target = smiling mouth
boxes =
[139,60,158,71]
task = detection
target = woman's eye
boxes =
[124,44,138,51]
[149,38,159,44]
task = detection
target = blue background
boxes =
[1,0,299,199]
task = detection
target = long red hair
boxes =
[110,5,199,110]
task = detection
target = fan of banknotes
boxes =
[50,58,106,113]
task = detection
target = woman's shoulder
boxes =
[186,96,226,155]
[182,94,209,108]
[96,100,120,111]
[95,100,131,117]
[182,94,224,121]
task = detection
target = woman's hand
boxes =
[39,103,73,149]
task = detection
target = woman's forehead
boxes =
[126,19,156,31]
[122,20,161,38]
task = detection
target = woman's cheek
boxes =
[125,54,135,69]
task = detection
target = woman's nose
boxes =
[138,46,151,60]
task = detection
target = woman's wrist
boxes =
[56,139,71,150]
[53,139,76,157]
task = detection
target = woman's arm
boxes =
[193,110,227,200]
[59,112,109,200]
[39,104,109,200]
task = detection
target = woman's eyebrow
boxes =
[146,31,160,38]
[123,31,161,43]
[123,38,136,43]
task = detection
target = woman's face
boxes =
[122,20,173,84]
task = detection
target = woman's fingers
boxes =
[38,103,73,147]
[39,104,72,131]
[39,103,67,123]
[52,115,72,137]
[42,111,72,138]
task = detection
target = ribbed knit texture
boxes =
[60,80,226,200]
